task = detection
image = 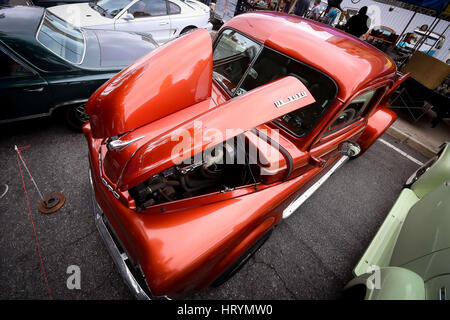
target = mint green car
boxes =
[345,142,450,300]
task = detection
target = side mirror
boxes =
[123,13,134,21]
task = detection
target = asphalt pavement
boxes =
[0,115,428,300]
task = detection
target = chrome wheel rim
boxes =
[75,104,89,123]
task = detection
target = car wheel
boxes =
[66,103,89,131]
[180,26,197,35]
[211,229,273,287]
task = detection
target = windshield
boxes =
[37,11,85,64]
[213,29,338,138]
[95,0,132,17]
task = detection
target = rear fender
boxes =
[345,267,425,300]
[357,107,397,155]
[379,72,411,108]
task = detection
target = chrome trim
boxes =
[107,136,145,151]
[89,170,166,300]
[51,98,89,111]
[0,113,50,124]
[282,155,349,219]
[98,151,120,199]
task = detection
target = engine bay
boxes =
[129,136,261,209]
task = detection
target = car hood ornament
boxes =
[107,136,146,151]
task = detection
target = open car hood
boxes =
[86,29,213,139]
[100,76,315,190]
[86,29,315,190]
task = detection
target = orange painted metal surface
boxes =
[84,13,403,298]
[357,107,398,154]
[86,29,213,139]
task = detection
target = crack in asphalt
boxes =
[283,223,344,284]
[40,228,98,259]
[252,256,297,299]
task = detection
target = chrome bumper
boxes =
[89,171,163,300]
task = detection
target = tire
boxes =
[65,103,89,131]
[211,229,273,287]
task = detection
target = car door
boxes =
[309,88,382,167]
[167,0,183,40]
[0,48,52,123]
[114,0,171,44]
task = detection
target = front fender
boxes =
[357,107,397,155]
[345,267,425,300]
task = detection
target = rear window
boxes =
[37,11,85,64]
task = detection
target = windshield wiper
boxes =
[89,2,109,17]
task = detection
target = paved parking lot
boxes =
[0,116,427,300]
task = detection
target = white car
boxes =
[48,0,212,44]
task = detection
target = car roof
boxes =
[223,12,397,100]
[0,6,43,42]
[0,6,45,65]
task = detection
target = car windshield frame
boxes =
[36,10,86,65]
[212,28,263,97]
[94,0,134,17]
[212,27,338,139]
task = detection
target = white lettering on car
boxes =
[274,91,308,108]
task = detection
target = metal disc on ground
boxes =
[38,192,66,214]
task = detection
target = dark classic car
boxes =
[84,12,405,299]
[0,5,157,128]
[1,0,89,8]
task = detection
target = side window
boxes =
[0,49,33,79]
[168,1,181,14]
[328,89,376,132]
[128,0,167,17]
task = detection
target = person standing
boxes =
[282,0,291,12]
[294,0,310,17]
[325,6,338,25]
[326,0,342,13]
[306,0,321,21]
[345,6,370,38]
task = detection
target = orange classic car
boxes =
[83,12,406,299]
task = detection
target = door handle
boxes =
[159,21,169,25]
[24,87,44,92]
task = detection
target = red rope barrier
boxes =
[16,148,53,300]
